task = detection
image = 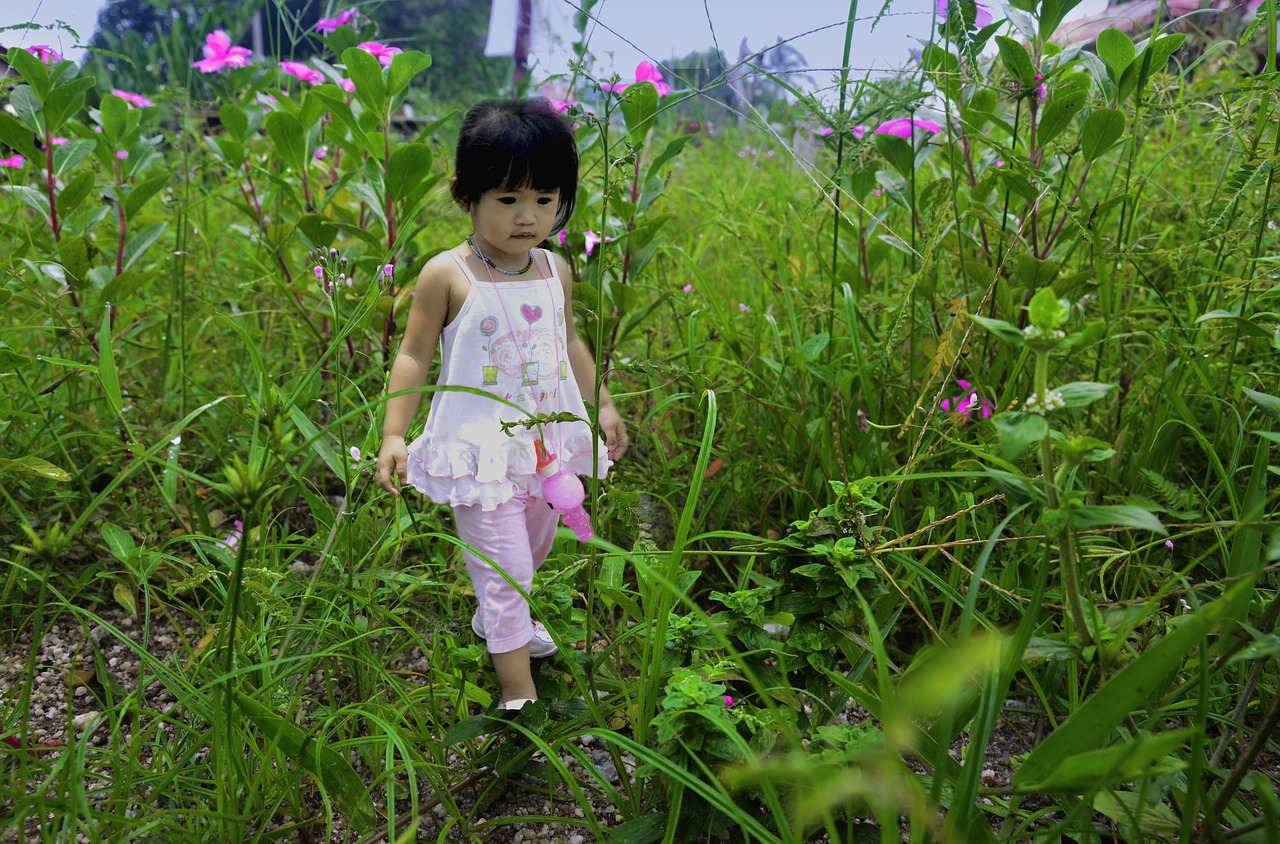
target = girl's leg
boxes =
[454,493,539,703]
[527,495,559,574]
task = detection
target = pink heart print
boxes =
[520,304,543,324]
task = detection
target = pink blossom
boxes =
[724,695,735,707]
[314,148,327,159]
[192,30,252,73]
[116,150,129,160]
[357,41,402,66]
[0,155,25,168]
[853,125,868,139]
[549,98,575,113]
[340,78,356,93]
[26,45,62,63]
[222,520,245,552]
[1164,539,1174,549]
[683,284,693,293]
[280,61,325,85]
[994,160,1005,167]
[936,0,994,28]
[582,231,614,256]
[874,117,942,138]
[558,230,568,247]
[383,263,394,278]
[315,8,356,33]
[112,89,154,109]
[602,61,671,96]
[739,303,749,312]
[940,378,994,419]
[819,126,834,137]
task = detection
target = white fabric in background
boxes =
[483,0,566,58]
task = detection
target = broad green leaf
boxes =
[9,86,45,134]
[1081,108,1124,162]
[1071,505,1167,535]
[234,691,376,830]
[647,134,692,176]
[386,50,432,98]
[102,522,137,563]
[1243,387,1280,420]
[1035,85,1087,148]
[386,142,432,202]
[1197,310,1275,339]
[0,113,40,160]
[43,76,95,133]
[53,138,96,178]
[123,172,170,219]
[1133,33,1186,93]
[264,111,306,173]
[122,222,168,272]
[1094,790,1181,840]
[7,46,52,99]
[1095,29,1136,83]
[1013,577,1253,788]
[968,313,1025,347]
[923,44,961,99]
[1028,286,1068,328]
[1013,254,1060,290]
[219,103,248,142]
[874,133,915,180]
[100,93,130,147]
[288,405,344,479]
[443,713,504,744]
[1016,729,1194,792]
[993,412,1048,459]
[620,81,659,148]
[113,582,137,616]
[995,35,1037,87]
[0,347,33,371]
[98,304,123,416]
[343,46,387,122]
[1055,380,1115,407]
[0,456,71,481]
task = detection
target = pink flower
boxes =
[357,41,402,66]
[724,695,735,707]
[112,89,154,109]
[819,126,834,137]
[116,150,129,160]
[994,160,1005,168]
[192,30,252,73]
[382,263,394,278]
[314,148,327,159]
[940,379,994,420]
[1,155,25,168]
[280,61,325,85]
[26,45,62,63]
[936,0,993,28]
[601,61,671,96]
[1164,539,1174,549]
[315,8,356,32]
[582,231,614,256]
[739,303,749,312]
[222,520,245,552]
[558,230,568,247]
[874,117,942,138]
[340,78,356,93]
[853,125,868,139]
[683,284,693,293]
[549,98,575,113]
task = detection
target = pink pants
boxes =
[452,491,559,654]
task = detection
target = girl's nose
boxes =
[514,204,534,223]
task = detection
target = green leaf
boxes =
[7,46,52,99]
[264,111,306,173]
[9,86,45,134]
[343,47,387,122]
[874,133,916,180]
[234,691,376,830]
[1016,729,1195,792]
[1134,33,1186,91]
[0,113,40,160]
[647,134,692,176]
[43,76,95,133]
[386,142,432,202]
[995,35,1037,87]
[1081,108,1125,162]
[620,81,660,148]
[219,104,248,142]
[53,138,96,178]
[0,347,33,371]
[1012,578,1253,790]
[1243,387,1280,420]
[98,304,122,416]
[0,456,71,481]
[386,50,432,98]
[123,172,170,219]
[1028,286,1068,328]
[102,522,137,563]
[122,222,168,272]
[1013,254,1060,290]
[443,713,504,744]
[1035,85,1087,148]
[1055,380,1115,407]
[100,93,131,147]
[1071,505,1167,535]
[968,313,1025,347]
[993,412,1048,459]
[1095,29,1136,83]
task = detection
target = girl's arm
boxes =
[376,255,453,494]
[555,252,628,461]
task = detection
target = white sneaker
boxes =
[500,698,536,711]
[471,613,559,658]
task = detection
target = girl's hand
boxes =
[376,436,409,495]
[599,404,629,461]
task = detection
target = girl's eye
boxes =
[498,197,517,205]
[537,197,554,205]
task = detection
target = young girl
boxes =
[376,98,627,711]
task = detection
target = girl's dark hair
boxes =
[452,98,579,232]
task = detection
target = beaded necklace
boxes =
[467,233,534,275]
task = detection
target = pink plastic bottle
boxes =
[535,439,594,542]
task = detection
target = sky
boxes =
[7,0,1112,91]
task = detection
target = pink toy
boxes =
[536,439,593,542]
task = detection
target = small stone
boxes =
[72,711,100,732]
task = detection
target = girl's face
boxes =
[467,184,560,268]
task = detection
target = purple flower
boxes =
[315,8,356,32]
[936,0,994,28]
[192,30,252,73]
[819,126,834,137]
[112,89,154,109]
[222,520,245,552]
[1165,539,1174,550]
[941,378,994,420]
[314,148,327,159]
[558,230,568,247]
[739,303,749,312]
[583,231,613,256]
[549,98,575,113]
[280,61,325,85]
[357,41,402,66]
[875,117,943,138]
[116,150,129,160]
[26,45,62,63]
[683,284,693,293]
[1,155,25,168]
[724,695,735,707]
[383,263,394,278]
[315,265,324,279]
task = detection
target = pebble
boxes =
[72,711,100,732]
